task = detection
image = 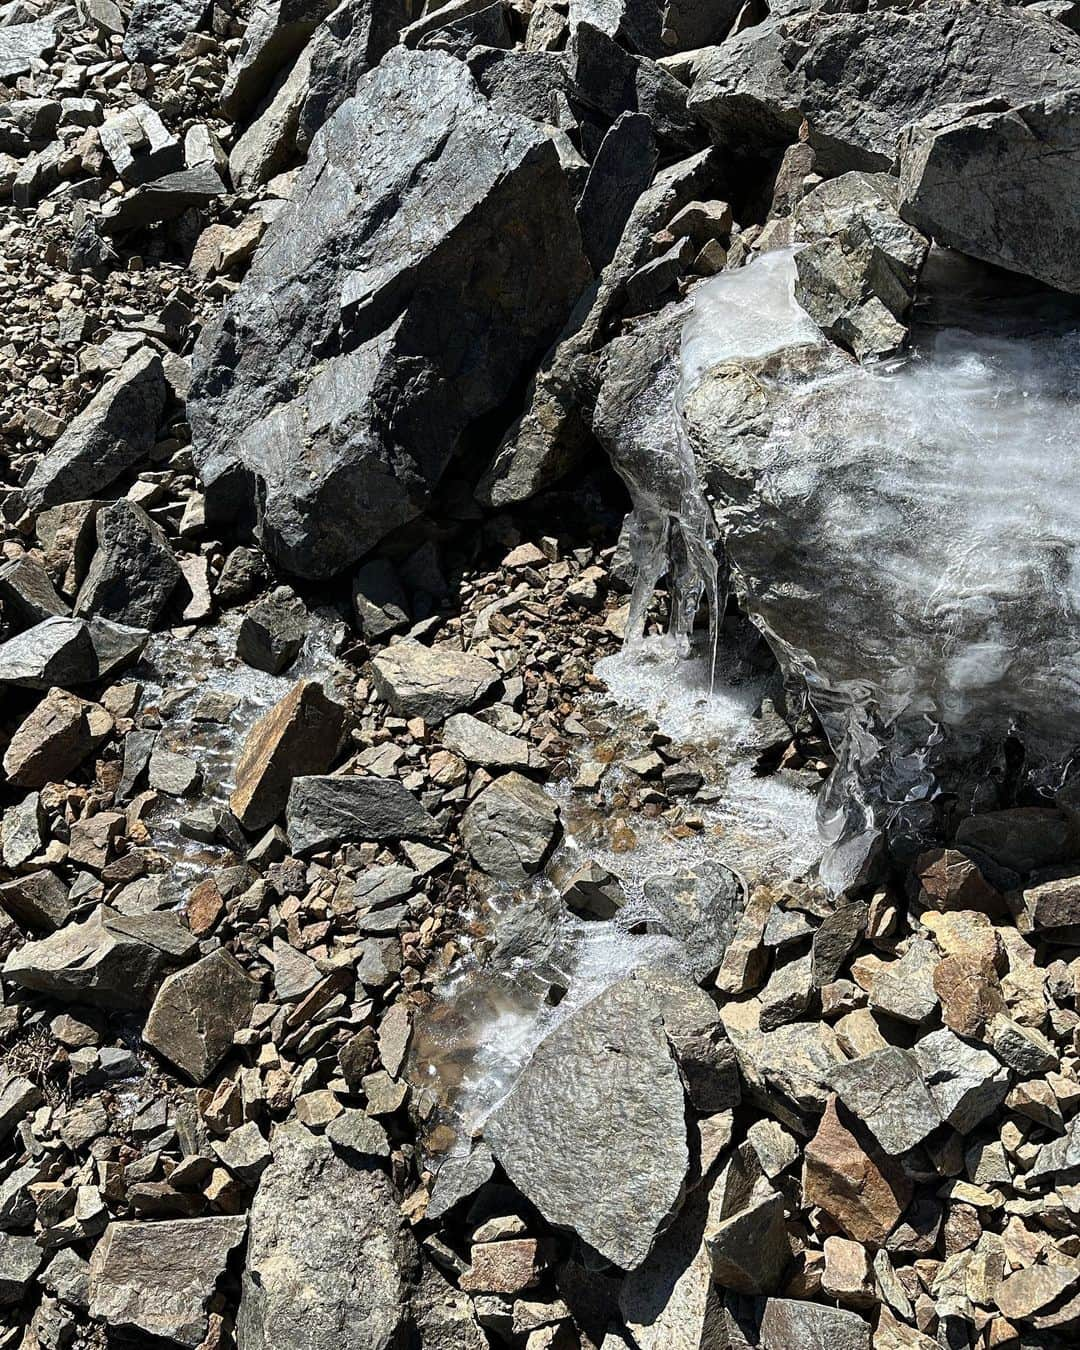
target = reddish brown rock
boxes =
[802,1096,910,1245]
[915,848,1001,911]
[933,953,1004,1037]
[2,687,113,787]
[459,1239,543,1294]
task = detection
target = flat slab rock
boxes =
[143,949,260,1084]
[286,774,441,853]
[371,639,500,722]
[484,974,689,1271]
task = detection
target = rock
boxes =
[352,559,410,640]
[933,953,1003,1038]
[868,938,940,1025]
[1,794,44,871]
[3,906,194,1010]
[231,679,345,830]
[955,808,1077,874]
[0,1233,42,1305]
[911,1028,1010,1134]
[0,871,72,931]
[74,501,182,629]
[899,89,1080,297]
[213,1121,273,1183]
[326,1110,390,1160]
[221,0,338,121]
[123,0,209,63]
[411,1258,487,1350]
[559,861,626,919]
[148,750,201,797]
[237,588,309,675]
[88,1217,247,1348]
[461,773,560,881]
[22,351,166,509]
[286,775,440,852]
[0,617,147,689]
[641,862,742,982]
[2,688,112,788]
[0,556,68,625]
[830,1047,942,1156]
[99,102,184,186]
[821,1235,874,1309]
[371,640,500,722]
[915,848,1001,911]
[759,1298,869,1350]
[0,19,62,81]
[576,112,658,274]
[707,1184,790,1294]
[688,1,1080,173]
[1024,874,1080,932]
[989,1013,1058,1076]
[803,1097,910,1246]
[812,901,866,988]
[996,1263,1080,1321]
[144,949,259,1083]
[460,1239,543,1295]
[237,1122,413,1350]
[485,977,688,1270]
[190,48,589,578]
[441,713,536,771]
[100,163,227,233]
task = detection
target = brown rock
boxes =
[996,1263,1080,1321]
[933,953,1004,1037]
[915,849,1001,911]
[67,812,124,870]
[459,1239,543,1294]
[230,680,344,831]
[714,886,773,995]
[143,949,259,1083]
[2,688,112,787]
[1024,875,1080,932]
[186,879,224,938]
[803,1096,910,1245]
[821,1236,874,1308]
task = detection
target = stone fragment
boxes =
[88,1217,246,1348]
[934,952,1003,1038]
[287,775,440,853]
[0,556,68,625]
[352,559,409,639]
[0,19,61,81]
[221,0,337,121]
[485,977,688,1271]
[995,1263,1080,1321]
[830,1047,942,1156]
[460,1239,543,1295]
[916,848,1001,910]
[956,808,1077,874]
[642,862,742,983]
[372,640,500,722]
[0,1234,42,1305]
[576,111,658,274]
[99,102,183,185]
[2,688,112,787]
[441,713,536,771]
[911,1028,1010,1134]
[231,680,345,830]
[326,1110,390,1161]
[148,750,201,797]
[821,1235,874,1309]
[989,1014,1058,1077]
[559,861,626,919]
[0,871,71,931]
[868,938,939,1025]
[237,1123,412,1350]
[144,950,259,1084]
[1024,874,1080,932]
[100,164,227,233]
[123,0,209,62]
[812,900,866,988]
[707,1185,790,1294]
[74,501,182,629]
[461,773,560,881]
[212,1121,272,1183]
[758,1298,869,1350]
[803,1096,910,1245]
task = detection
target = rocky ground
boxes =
[3,0,1080,1348]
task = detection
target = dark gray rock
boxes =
[23,350,166,509]
[911,1028,1010,1134]
[3,906,195,1010]
[237,1123,413,1350]
[144,950,260,1083]
[99,103,183,185]
[0,871,72,931]
[420,0,512,58]
[352,559,409,640]
[812,901,867,988]
[707,1185,790,1295]
[688,2,1080,172]
[123,0,209,63]
[461,772,560,881]
[74,500,182,629]
[576,111,657,274]
[221,0,338,122]
[484,976,688,1270]
[642,862,743,982]
[759,1298,869,1350]
[100,163,227,233]
[467,46,572,125]
[441,713,536,771]
[569,0,666,59]
[0,556,68,625]
[0,616,147,689]
[1,794,44,871]
[287,775,441,852]
[0,1234,42,1306]
[89,1218,247,1348]
[559,860,626,919]
[190,48,589,577]
[237,587,308,674]
[830,1047,942,1157]
[899,89,1080,296]
[371,640,500,722]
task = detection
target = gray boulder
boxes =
[0,617,147,689]
[759,1299,869,1350]
[642,862,743,983]
[74,500,182,629]
[89,1218,247,1348]
[688,2,1080,172]
[0,18,62,81]
[899,89,1080,296]
[485,976,689,1270]
[237,1123,413,1350]
[911,1028,1010,1134]
[461,772,561,881]
[144,950,260,1084]
[0,556,68,625]
[99,163,227,233]
[22,350,166,509]
[3,906,195,1010]
[286,775,441,852]
[576,111,658,274]
[830,1047,942,1157]
[237,586,308,674]
[0,1234,42,1306]
[371,640,500,722]
[220,0,338,121]
[123,0,209,63]
[190,48,589,577]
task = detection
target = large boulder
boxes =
[899,89,1080,295]
[73,500,182,628]
[237,1123,414,1350]
[484,975,689,1270]
[190,47,590,578]
[687,2,1080,172]
[0,617,147,689]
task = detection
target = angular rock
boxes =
[123,0,209,63]
[0,1234,42,1306]
[485,977,688,1270]
[803,1096,910,1245]
[996,1263,1080,1321]
[2,688,112,788]
[1024,874,1080,932]
[0,871,72,931]
[287,775,440,853]
[576,111,657,274]
[100,164,227,233]
[759,1298,869,1350]
[191,48,589,577]
[900,90,1080,297]
[0,617,146,689]
[441,712,535,771]
[237,1122,413,1349]
[461,772,560,881]
[231,679,344,830]
[955,808,1078,874]
[371,640,500,722]
[830,1047,942,1156]
[0,19,62,81]
[911,1028,1010,1134]
[74,500,182,629]
[707,1185,790,1295]
[221,0,337,121]
[868,938,940,1026]
[237,587,309,675]
[559,861,626,919]
[98,103,183,186]
[642,862,742,983]
[0,794,44,871]
[89,1217,247,1348]
[352,558,409,640]
[144,949,259,1083]
[0,556,68,625]
[812,901,866,988]
[915,847,1001,911]
[688,2,1080,172]
[22,350,166,509]
[3,906,194,1011]
[148,750,201,797]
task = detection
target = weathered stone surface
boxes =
[868,938,939,1025]
[955,807,1078,874]
[100,163,227,233]
[577,111,657,274]
[0,19,62,81]
[23,350,166,509]
[707,1185,790,1294]
[441,713,536,771]
[641,862,742,982]
[371,640,500,722]
[89,1217,247,1347]
[0,870,72,932]
[148,749,201,796]
[2,688,112,788]
[287,775,441,853]
[144,950,260,1083]
[803,1096,910,1245]
[812,901,866,988]
[0,1234,41,1305]
[237,1122,413,1350]
[1024,873,1080,932]
[485,977,688,1270]
[461,772,560,881]
[0,617,148,689]
[559,860,627,919]
[191,48,589,577]
[352,558,409,640]
[3,906,194,1010]
[221,0,337,121]
[237,587,308,674]
[688,2,1080,172]
[916,848,1001,911]
[911,1028,1010,1134]
[74,500,182,629]
[0,794,44,871]
[900,90,1080,297]
[758,1298,869,1350]
[830,1047,941,1156]
[123,0,209,63]
[0,556,68,625]
[995,1263,1080,1321]
[231,679,344,829]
